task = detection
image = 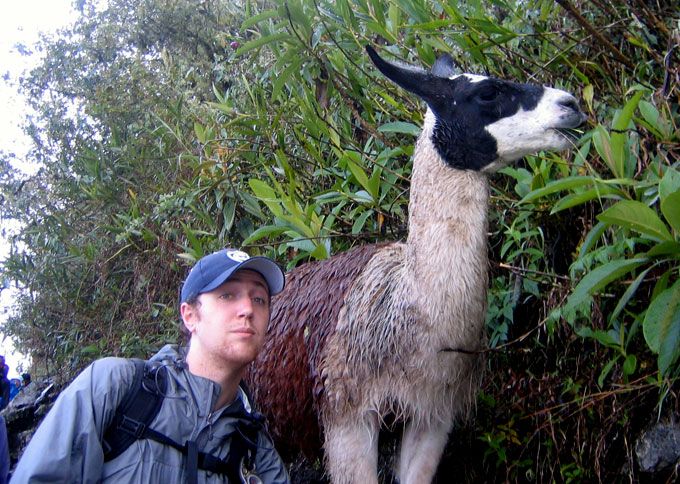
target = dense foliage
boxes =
[1,0,678,481]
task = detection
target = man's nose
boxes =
[236,296,254,316]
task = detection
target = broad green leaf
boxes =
[638,100,671,139]
[597,357,619,388]
[646,240,680,257]
[344,155,373,202]
[235,33,292,56]
[661,191,680,233]
[609,266,652,325]
[388,3,401,37]
[623,354,637,376]
[579,221,608,258]
[377,121,421,136]
[643,281,680,376]
[583,84,594,111]
[368,168,382,202]
[285,0,312,37]
[659,168,680,200]
[352,210,373,235]
[240,9,279,30]
[272,57,305,101]
[611,91,643,178]
[194,122,206,144]
[564,258,647,311]
[242,225,289,245]
[519,176,595,203]
[309,242,329,261]
[660,170,680,232]
[249,179,284,218]
[576,326,620,348]
[278,213,314,238]
[592,125,618,178]
[551,186,623,213]
[598,200,673,241]
[249,179,278,201]
[80,345,101,356]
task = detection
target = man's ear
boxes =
[180,302,199,334]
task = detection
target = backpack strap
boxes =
[102,358,167,461]
[102,361,263,482]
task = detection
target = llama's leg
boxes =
[324,411,380,484]
[396,420,452,484]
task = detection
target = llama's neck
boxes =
[404,114,491,317]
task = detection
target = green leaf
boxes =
[638,100,671,139]
[592,125,618,178]
[194,122,206,144]
[598,200,673,241]
[80,344,101,356]
[352,210,373,235]
[661,190,680,233]
[597,357,619,388]
[551,186,624,213]
[520,176,595,203]
[659,168,680,200]
[240,9,279,30]
[647,241,680,257]
[344,154,373,202]
[249,179,284,218]
[609,266,652,325]
[564,258,647,312]
[580,221,608,258]
[576,326,620,348]
[377,121,421,136]
[242,225,289,245]
[623,354,637,376]
[272,57,305,101]
[610,91,643,178]
[235,32,292,56]
[643,281,680,376]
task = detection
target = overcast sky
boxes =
[1,0,77,378]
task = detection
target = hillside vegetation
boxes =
[0,0,678,481]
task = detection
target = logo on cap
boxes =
[226,250,250,262]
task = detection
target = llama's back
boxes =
[247,242,392,458]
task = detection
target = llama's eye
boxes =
[476,87,499,102]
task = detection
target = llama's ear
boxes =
[366,45,453,106]
[431,54,457,79]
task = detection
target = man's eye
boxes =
[219,293,234,300]
[253,297,268,306]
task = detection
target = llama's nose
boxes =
[559,97,587,126]
[558,97,580,114]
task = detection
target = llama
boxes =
[247,45,586,483]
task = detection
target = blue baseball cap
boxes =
[180,249,285,303]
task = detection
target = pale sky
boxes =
[1,0,78,378]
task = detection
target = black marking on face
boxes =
[428,76,545,171]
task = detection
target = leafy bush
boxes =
[0,0,678,481]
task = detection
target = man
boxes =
[11,248,289,483]
[0,414,8,484]
[0,364,9,411]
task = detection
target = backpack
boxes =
[102,359,262,484]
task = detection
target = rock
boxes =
[1,380,60,468]
[635,421,680,473]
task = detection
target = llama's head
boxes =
[366,45,587,172]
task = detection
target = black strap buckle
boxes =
[117,415,147,439]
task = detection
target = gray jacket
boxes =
[11,345,289,483]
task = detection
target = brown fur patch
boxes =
[246,243,390,458]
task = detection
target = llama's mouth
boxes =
[555,127,583,142]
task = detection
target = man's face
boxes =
[181,269,271,368]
